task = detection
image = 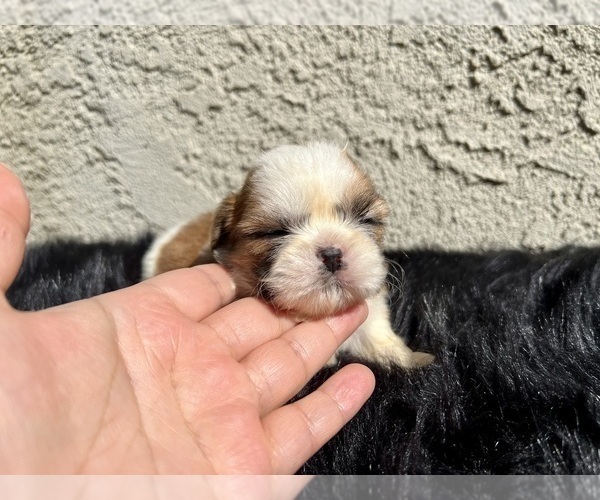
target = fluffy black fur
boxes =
[6,239,600,474]
[298,475,600,499]
[300,247,600,474]
[6,236,152,311]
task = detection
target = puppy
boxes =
[142,141,433,368]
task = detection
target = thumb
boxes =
[0,163,30,295]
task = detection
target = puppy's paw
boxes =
[325,353,339,368]
[368,340,433,370]
[410,351,435,367]
[368,338,415,369]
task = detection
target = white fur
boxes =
[141,221,189,280]
[263,220,387,317]
[254,141,361,218]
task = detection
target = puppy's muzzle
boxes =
[318,246,345,273]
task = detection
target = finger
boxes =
[263,363,375,474]
[0,163,30,234]
[198,297,298,360]
[205,476,313,500]
[242,302,368,414]
[100,264,236,322]
[0,163,30,295]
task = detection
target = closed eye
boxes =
[360,216,384,226]
[338,196,386,226]
[250,228,291,239]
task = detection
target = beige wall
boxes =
[2,0,598,24]
[1,26,600,251]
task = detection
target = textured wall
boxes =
[1,26,600,252]
[2,0,600,24]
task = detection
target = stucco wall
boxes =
[1,25,600,251]
[2,0,599,24]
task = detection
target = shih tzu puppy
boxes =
[142,141,433,368]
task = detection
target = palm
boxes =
[2,264,372,474]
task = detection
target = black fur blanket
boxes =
[7,238,600,474]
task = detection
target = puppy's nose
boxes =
[318,247,344,273]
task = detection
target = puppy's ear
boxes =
[211,169,256,253]
[211,193,238,252]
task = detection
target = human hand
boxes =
[0,163,375,473]
[0,475,312,500]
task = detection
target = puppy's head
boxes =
[212,141,389,319]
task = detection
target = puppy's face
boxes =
[211,142,389,319]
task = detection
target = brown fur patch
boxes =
[155,212,216,275]
[211,194,238,250]
[211,181,282,298]
[222,237,278,298]
[342,156,390,247]
[366,198,389,246]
